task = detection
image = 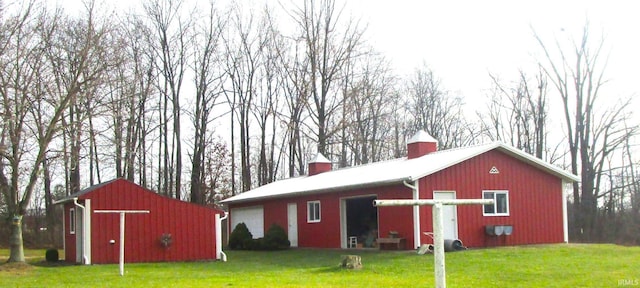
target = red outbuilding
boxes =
[55,178,227,264]
[221,131,579,250]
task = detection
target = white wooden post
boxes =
[119,212,125,275]
[374,199,493,288]
[432,202,445,287]
[94,210,150,276]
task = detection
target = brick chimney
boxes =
[407,131,438,159]
[308,153,332,176]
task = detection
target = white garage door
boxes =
[231,206,264,238]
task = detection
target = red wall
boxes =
[63,202,76,263]
[228,149,565,250]
[229,184,415,249]
[418,150,564,247]
[63,179,222,264]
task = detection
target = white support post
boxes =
[94,210,149,276]
[119,212,125,276]
[433,203,445,288]
[374,198,493,288]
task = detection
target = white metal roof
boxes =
[221,142,579,204]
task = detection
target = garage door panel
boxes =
[231,206,264,238]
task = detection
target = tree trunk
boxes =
[8,215,25,263]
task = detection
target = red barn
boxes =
[221,131,578,250]
[55,179,226,264]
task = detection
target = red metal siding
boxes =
[230,184,416,249]
[73,179,220,264]
[229,148,565,250]
[263,201,288,233]
[418,150,564,247]
[375,186,415,248]
[63,202,76,263]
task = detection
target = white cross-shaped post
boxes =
[374,199,493,288]
[94,210,150,276]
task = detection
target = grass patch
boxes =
[1,244,639,287]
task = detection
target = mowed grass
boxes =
[1,244,639,287]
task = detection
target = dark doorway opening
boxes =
[346,196,378,248]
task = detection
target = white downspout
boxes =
[562,180,570,243]
[84,199,91,264]
[216,212,228,262]
[72,198,89,265]
[403,180,421,249]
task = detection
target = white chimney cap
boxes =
[310,153,331,163]
[408,130,438,144]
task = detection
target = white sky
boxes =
[344,0,640,103]
[54,0,639,117]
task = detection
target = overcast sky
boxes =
[343,0,640,103]
[56,0,639,108]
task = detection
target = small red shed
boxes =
[55,179,226,264]
[221,131,579,250]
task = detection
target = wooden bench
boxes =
[377,237,405,250]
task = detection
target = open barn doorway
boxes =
[343,195,378,248]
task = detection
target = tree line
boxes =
[1,0,638,262]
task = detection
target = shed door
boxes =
[434,191,458,240]
[287,203,298,247]
[231,206,264,238]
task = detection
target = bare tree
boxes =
[290,0,364,156]
[342,50,397,166]
[405,64,473,149]
[277,34,311,177]
[189,2,225,204]
[144,0,190,199]
[252,9,284,185]
[222,4,268,192]
[0,1,112,262]
[534,23,639,240]
[481,68,549,159]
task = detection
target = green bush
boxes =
[229,222,253,250]
[45,248,59,262]
[261,223,290,250]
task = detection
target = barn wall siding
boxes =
[418,150,564,247]
[68,179,220,264]
[228,149,565,250]
[229,184,415,249]
[63,202,76,263]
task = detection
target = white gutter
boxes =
[216,212,228,262]
[72,198,89,265]
[403,180,421,249]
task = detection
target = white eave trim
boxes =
[221,176,412,204]
[495,143,580,182]
[410,142,579,183]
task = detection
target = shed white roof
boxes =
[221,142,579,204]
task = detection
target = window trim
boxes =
[482,190,509,216]
[307,201,321,223]
[69,208,76,234]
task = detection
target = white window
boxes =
[483,190,509,216]
[69,208,76,234]
[307,201,321,223]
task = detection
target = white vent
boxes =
[489,166,500,174]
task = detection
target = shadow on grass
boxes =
[30,260,77,268]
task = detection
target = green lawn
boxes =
[1,244,638,287]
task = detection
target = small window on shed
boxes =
[307,201,321,223]
[483,191,509,216]
[69,208,76,234]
